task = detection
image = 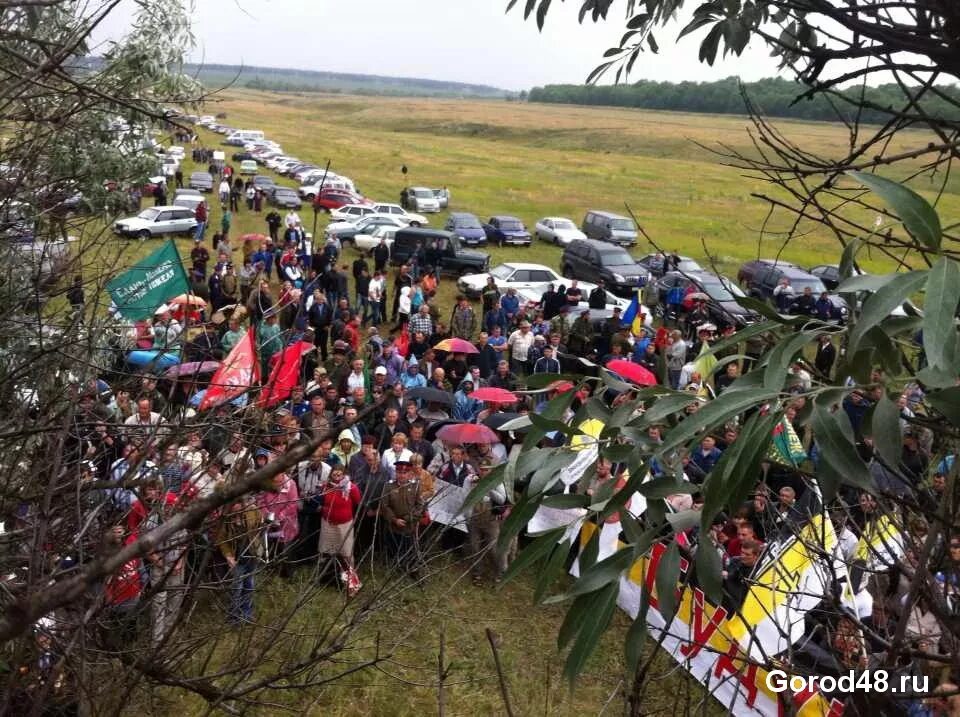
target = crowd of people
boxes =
[18,146,957,716]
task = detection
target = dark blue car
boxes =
[483,215,531,247]
[444,212,487,246]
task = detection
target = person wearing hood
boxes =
[331,430,359,466]
[453,378,482,422]
[401,355,427,391]
[395,285,412,330]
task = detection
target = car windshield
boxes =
[791,277,828,294]
[553,219,576,230]
[137,209,160,221]
[610,218,635,231]
[599,250,635,267]
[678,259,704,272]
[455,216,482,229]
[499,219,523,231]
[700,279,745,301]
[489,265,514,280]
[414,189,433,198]
[276,189,296,197]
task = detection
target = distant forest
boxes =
[528,77,960,123]
[183,63,511,98]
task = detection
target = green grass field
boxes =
[178,89,957,284]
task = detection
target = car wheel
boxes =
[554,236,560,246]
[138,230,151,240]
[410,221,421,227]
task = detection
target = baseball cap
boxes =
[374,366,387,375]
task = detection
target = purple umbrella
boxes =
[162,361,220,379]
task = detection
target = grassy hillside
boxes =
[186,90,957,281]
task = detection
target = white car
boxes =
[298,177,355,199]
[353,225,397,252]
[514,286,645,325]
[372,203,428,227]
[160,155,179,177]
[457,262,565,298]
[266,155,294,170]
[167,145,185,159]
[113,205,196,239]
[401,186,440,213]
[330,203,378,223]
[325,213,408,239]
[535,217,587,246]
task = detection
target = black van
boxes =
[391,227,490,276]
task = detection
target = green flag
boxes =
[106,239,189,320]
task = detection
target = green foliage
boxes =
[848,172,943,250]
[527,78,960,124]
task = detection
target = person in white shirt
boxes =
[284,210,300,229]
[124,397,162,441]
[367,271,385,325]
[506,320,535,374]
[346,359,367,394]
[381,433,413,473]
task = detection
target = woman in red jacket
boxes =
[319,465,362,595]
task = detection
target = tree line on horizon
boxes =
[527,76,960,123]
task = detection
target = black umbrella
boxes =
[407,386,454,406]
[483,412,529,432]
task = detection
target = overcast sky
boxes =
[93,0,783,91]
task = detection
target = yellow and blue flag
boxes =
[620,289,644,335]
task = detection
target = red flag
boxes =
[257,340,314,408]
[199,328,260,411]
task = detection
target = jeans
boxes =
[368,299,382,325]
[195,221,206,241]
[229,557,256,623]
[357,295,369,322]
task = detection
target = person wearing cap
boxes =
[549,304,571,345]
[568,308,593,355]
[151,304,182,352]
[190,237,210,278]
[379,459,427,575]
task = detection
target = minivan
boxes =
[581,210,638,246]
[225,129,265,146]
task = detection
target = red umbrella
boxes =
[432,337,478,355]
[606,359,657,386]
[547,380,575,394]
[240,233,269,243]
[436,423,500,445]
[470,387,517,404]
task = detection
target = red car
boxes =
[313,189,372,212]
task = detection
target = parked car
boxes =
[252,176,276,193]
[314,189,370,212]
[167,146,185,159]
[457,262,563,298]
[400,186,440,213]
[581,210,638,246]
[239,160,258,175]
[173,188,204,212]
[298,177,355,198]
[636,253,704,279]
[649,271,761,328]
[736,258,800,286]
[269,187,302,209]
[515,285,632,314]
[742,264,848,319]
[432,187,450,208]
[330,204,377,223]
[354,225,397,252]
[535,217,587,246]
[160,155,179,178]
[808,264,843,290]
[113,205,196,239]
[561,239,648,297]
[325,214,407,245]
[390,228,489,276]
[188,171,214,192]
[231,151,254,162]
[483,216,532,247]
[444,212,487,246]
[372,203,427,226]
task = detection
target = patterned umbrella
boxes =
[436,422,500,444]
[432,337,478,355]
